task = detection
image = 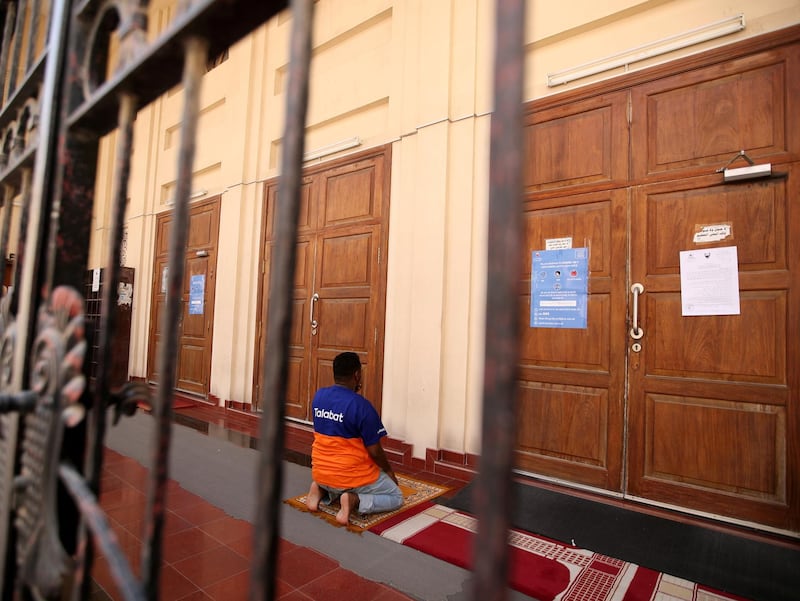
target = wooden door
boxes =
[515,92,630,491]
[516,40,799,532]
[258,180,316,420]
[148,198,220,396]
[254,147,390,420]
[624,43,800,530]
[628,170,799,530]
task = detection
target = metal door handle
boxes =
[310,292,319,332]
[630,283,644,340]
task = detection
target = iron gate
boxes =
[0,0,526,599]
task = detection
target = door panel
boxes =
[176,254,212,394]
[628,169,798,529]
[147,259,169,384]
[320,158,384,225]
[646,395,783,499]
[647,292,785,383]
[515,190,627,491]
[631,45,800,180]
[639,184,785,274]
[256,181,316,418]
[284,238,314,420]
[311,164,383,406]
[523,91,629,193]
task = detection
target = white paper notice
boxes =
[545,237,572,250]
[693,223,732,244]
[679,246,740,316]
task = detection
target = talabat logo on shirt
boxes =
[315,407,344,422]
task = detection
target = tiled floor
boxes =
[91,403,467,600]
[92,400,800,601]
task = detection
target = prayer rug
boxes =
[373,504,752,601]
[285,474,449,533]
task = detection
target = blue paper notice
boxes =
[189,274,205,315]
[531,248,589,329]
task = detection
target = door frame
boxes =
[513,26,800,535]
[252,144,392,416]
[147,196,221,397]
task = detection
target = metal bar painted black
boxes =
[0,3,16,106]
[0,184,14,283]
[0,390,36,412]
[0,9,72,592]
[140,36,208,601]
[472,0,526,600]
[7,0,28,94]
[70,92,138,601]
[250,1,314,599]
[59,463,146,601]
[23,0,42,73]
[67,0,288,136]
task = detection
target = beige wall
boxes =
[87,0,799,459]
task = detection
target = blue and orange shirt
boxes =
[311,384,387,490]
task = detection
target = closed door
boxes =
[148,198,220,396]
[515,42,799,533]
[624,45,800,530]
[627,169,798,530]
[254,148,390,420]
[515,91,630,492]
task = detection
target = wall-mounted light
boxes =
[718,150,771,183]
[303,136,361,162]
[547,14,745,87]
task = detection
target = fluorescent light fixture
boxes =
[718,151,771,182]
[717,150,771,182]
[547,14,745,87]
[723,163,771,182]
[303,136,361,162]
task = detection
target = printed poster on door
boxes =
[679,245,740,316]
[531,247,589,329]
[189,274,205,315]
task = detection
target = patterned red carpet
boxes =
[371,503,752,601]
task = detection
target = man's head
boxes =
[333,352,362,390]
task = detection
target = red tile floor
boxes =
[91,403,468,600]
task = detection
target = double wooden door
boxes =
[148,198,220,396]
[254,147,390,420]
[515,40,799,533]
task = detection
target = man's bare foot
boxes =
[306,481,323,511]
[336,492,359,525]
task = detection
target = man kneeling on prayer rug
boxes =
[306,352,403,524]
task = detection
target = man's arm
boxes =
[366,442,398,484]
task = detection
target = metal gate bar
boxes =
[473,1,526,599]
[70,90,138,601]
[142,35,208,600]
[251,1,314,598]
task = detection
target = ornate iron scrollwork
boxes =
[14,286,87,597]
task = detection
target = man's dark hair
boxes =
[333,352,361,380]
